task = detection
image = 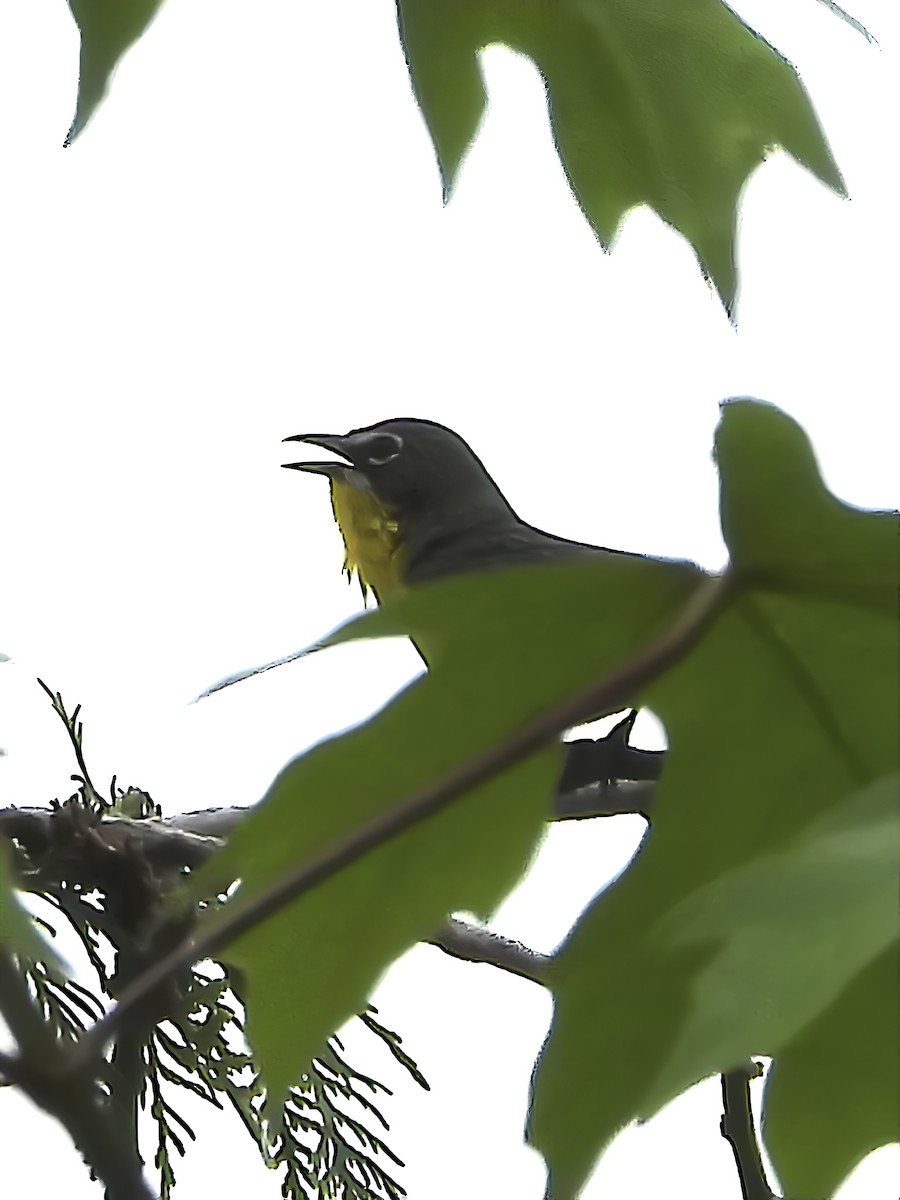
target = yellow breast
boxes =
[329,477,405,603]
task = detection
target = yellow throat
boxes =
[329,476,405,603]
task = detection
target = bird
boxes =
[281,418,660,798]
[281,417,627,604]
[197,418,662,801]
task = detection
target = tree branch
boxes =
[552,779,656,821]
[429,918,550,985]
[1,769,655,881]
[2,691,664,877]
[0,805,229,870]
[558,709,664,792]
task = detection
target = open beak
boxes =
[281,433,356,477]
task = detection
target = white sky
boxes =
[0,0,897,1197]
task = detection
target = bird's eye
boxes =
[363,433,403,466]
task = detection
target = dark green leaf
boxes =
[65,0,166,143]
[642,773,899,1114]
[194,552,700,1108]
[398,0,845,311]
[763,945,899,1198]
[528,401,897,1199]
[715,398,897,611]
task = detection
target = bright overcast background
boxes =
[0,0,897,1197]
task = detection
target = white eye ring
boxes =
[364,433,404,466]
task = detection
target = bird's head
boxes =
[282,418,510,522]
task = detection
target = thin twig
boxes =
[36,679,106,810]
[73,569,730,1067]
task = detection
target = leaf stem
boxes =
[720,1063,778,1200]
